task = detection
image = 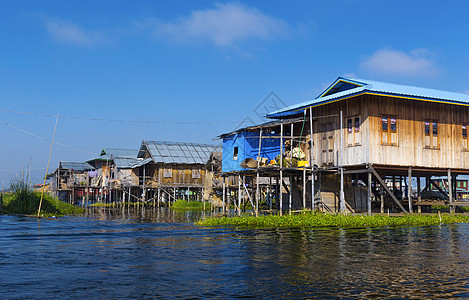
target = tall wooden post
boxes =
[143,165,146,206]
[222,177,226,214]
[309,107,315,211]
[303,168,306,209]
[367,169,372,215]
[289,123,293,215]
[238,174,242,216]
[289,175,292,214]
[268,177,272,210]
[448,169,454,214]
[280,122,284,215]
[417,176,421,213]
[339,111,345,213]
[256,129,262,217]
[408,167,413,213]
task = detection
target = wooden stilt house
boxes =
[49,161,95,203]
[136,141,222,205]
[86,148,149,203]
[221,77,469,214]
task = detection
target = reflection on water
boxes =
[0,208,468,299]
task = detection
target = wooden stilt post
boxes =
[303,167,306,210]
[275,176,279,210]
[289,123,293,215]
[280,122,284,215]
[448,169,454,214]
[238,174,242,216]
[339,110,345,213]
[367,168,372,215]
[380,186,384,214]
[408,167,413,213]
[222,177,226,214]
[269,177,272,210]
[255,128,262,217]
[309,106,315,211]
[289,175,292,214]
[417,176,421,213]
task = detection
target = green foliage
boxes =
[2,192,83,216]
[171,200,211,211]
[1,172,83,216]
[196,211,469,229]
[431,205,469,212]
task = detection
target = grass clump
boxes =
[1,173,83,217]
[196,211,469,229]
[171,200,211,211]
[2,192,84,216]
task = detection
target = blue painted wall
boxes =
[222,131,281,173]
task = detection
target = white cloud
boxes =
[360,48,438,77]
[42,17,111,47]
[154,2,289,47]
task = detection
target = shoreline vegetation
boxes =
[171,200,211,211]
[1,192,84,217]
[196,211,469,229]
[1,173,83,217]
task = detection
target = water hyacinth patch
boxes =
[171,200,211,211]
[196,212,469,229]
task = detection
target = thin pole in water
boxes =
[38,113,59,218]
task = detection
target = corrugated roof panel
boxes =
[102,148,139,159]
[266,77,469,118]
[60,162,94,171]
[141,141,222,165]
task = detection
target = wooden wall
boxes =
[306,94,469,170]
[367,95,469,169]
[145,164,207,188]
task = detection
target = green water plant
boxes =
[2,173,83,216]
[196,211,469,228]
[171,200,211,211]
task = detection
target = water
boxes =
[1,207,469,299]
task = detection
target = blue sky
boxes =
[2,0,469,185]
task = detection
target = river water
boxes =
[1,207,469,299]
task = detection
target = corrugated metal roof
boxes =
[59,162,94,171]
[218,117,304,138]
[266,77,469,118]
[140,141,222,165]
[100,148,139,159]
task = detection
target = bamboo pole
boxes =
[280,122,283,215]
[448,169,454,214]
[408,167,413,213]
[339,111,345,213]
[38,113,59,217]
[309,107,314,210]
[238,174,241,216]
[303,167,306,210]
[367,170,372,215]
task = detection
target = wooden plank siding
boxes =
[307,94,469,170]
[145,164,206,188]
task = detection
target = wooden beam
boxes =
[429,178,449,198]
[371,167,408,213]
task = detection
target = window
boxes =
[381,116,398,146]
[424,120,439,149]
[163,168,172,178]
[346,115,361,146]
[192,169,201,179]
[463,124,468,150]
[233,147,238,160]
